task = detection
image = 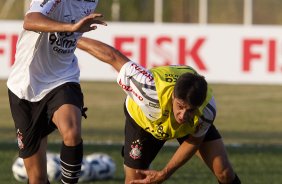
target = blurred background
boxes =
[1,0,282,25]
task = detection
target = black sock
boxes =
[232,174,241,184]
[218,174,241,184]
[60,140,83,184]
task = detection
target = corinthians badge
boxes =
[17,129,24,150]
[129,139,143,160]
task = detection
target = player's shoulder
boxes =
[151,65,196,71]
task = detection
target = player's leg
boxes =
[196,126,241,184]
[53,104,82,145]
[123,134,165,184]
[53,104,83,183]
[50,83,85,183]
[124,166,146,184]
[24,137,48,184]
[8,89,51,184]
[123,106,165,184]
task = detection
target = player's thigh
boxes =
[8,89,52,158]
[122,121,164,170]
[52,104,82,133]
[123,106,165,171]
[48,83,84,137]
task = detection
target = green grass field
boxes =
[1,80,282,183]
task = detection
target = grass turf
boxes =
[1,80,282,183]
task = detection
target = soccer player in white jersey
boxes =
[77,37,241,184]
[7,0,106,183]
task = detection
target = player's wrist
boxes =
[63,23,75,32]
[160,167,171,181]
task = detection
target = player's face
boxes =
[172,96,197,124]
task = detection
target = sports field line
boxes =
[46,140,282,148]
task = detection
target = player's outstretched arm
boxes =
[78,37,130,72]
[130,135,204,184]
[23,12,107,33]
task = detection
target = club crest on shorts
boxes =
[17,129,24,150]
[129,139,143,160]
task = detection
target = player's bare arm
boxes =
[78,37,130,72]
[23,12,107,33]
[130,135,204,184]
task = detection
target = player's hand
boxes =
[72,13,107,33]
[129,169,167,184]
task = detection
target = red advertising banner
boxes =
[1,21,282,84]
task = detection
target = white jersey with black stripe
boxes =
[117,61,161,121]
[7,0,98,102]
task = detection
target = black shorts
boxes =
[8,82,84,158]
[122,105,221,169]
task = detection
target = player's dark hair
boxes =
[174,73,207,107]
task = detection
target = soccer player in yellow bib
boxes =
[78,37,241,184]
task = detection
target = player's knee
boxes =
[62,129,81,146]
[124,165,146,183]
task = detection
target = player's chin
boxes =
[176,119,185,124]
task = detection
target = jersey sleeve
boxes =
[27,0,60,16]
[192,97,216,137]
[117,61,161,120]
